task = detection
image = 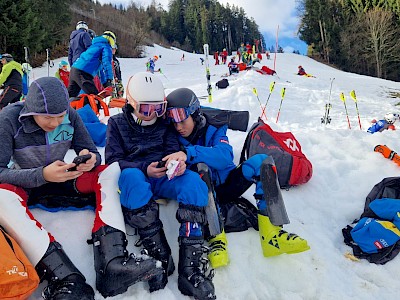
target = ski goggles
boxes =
[137,101,167,117]
[166,101,200,123]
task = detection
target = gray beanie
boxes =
[20,77,69,117]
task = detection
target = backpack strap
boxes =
[0,227,15,253]
[239,118,263,164]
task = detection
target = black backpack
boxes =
[200,107,249,132]
[216,78,229,89]
[342,177,400,264]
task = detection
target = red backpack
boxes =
[240,119,313,189]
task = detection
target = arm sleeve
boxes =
[0,64,13,86]
[101,47,114,81]
[0,117,47,188]
[185,125,234,170]
[83,33,92,50]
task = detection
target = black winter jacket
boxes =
[105,104,180,175]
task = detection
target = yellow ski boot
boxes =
[258,214,310,257]
[207,230,229,268]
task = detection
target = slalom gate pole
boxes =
[340,92,351,129]
[276,87,286,123]
[260,81,275,119]
[350,90,362,130]
[252,87,267,120]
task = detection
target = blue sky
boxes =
[98,0,307,54]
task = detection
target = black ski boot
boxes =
[35,241,94,300]
[90,225,163,298]
[136,220,175,292]
[123,201,174,292]
[178,236,216,300]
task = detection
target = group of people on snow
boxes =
[0,25,312,298]
[3,19,399,300]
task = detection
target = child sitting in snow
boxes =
[367,113,399,133]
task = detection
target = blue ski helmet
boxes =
[59,60,68,69]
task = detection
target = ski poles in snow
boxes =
[350,90,362,130]
[276,87,286,123]
[340,92,351,129]
[46,49,54,77]
[252,88,266,120]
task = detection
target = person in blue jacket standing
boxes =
[68,31,116,98]
[68,21,92,66]
[165,88,310,268]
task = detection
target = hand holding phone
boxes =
[67,154,92,171]
[156,160,167,168]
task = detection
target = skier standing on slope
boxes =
[68,21,92,66]
[105,72,216,300]
[68,31,116,98]
[0,53,22,110]
[0,77,162,299]
[165,88,310,268]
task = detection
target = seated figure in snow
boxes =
[164,87,310,269]
[0,77,162,299]
[367,112,399,133]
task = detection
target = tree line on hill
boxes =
[0,0,265,67]
[298,0,400,81]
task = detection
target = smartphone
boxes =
[67,154,92,171]
[156,160,167,168]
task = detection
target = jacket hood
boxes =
[19,77,69,119]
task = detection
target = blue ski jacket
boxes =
[179,124,236,186]
[367,119,394,133]
[72,36,113,83]
[351,198,400,253]
[68,29,92,66]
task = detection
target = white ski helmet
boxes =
[126,72,165,104]
[76,21,88,31]
[384,113,397,124]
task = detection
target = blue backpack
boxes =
[342,177,400,264]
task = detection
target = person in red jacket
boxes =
[221,48,228,64]
[55,60,70,87]
[214,51,220,65]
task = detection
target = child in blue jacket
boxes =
[165,87,310,268]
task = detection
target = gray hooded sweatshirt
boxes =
[0,77,100,189]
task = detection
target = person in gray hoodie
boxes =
[0,77,162,299]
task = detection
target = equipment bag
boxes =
[70,94,110,116]
[342,177,400,264]
[0,227,39,299]
[240,118,312,189]
[200,107,249,132]
[215,78,229,89]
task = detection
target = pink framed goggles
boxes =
[166,101,200,123]
[137,102,167,117]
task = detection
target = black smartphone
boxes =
[156,160,167,168]
[67,154,92,171]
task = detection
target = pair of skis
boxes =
[203,44,212,103]
[321,78,334,124]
